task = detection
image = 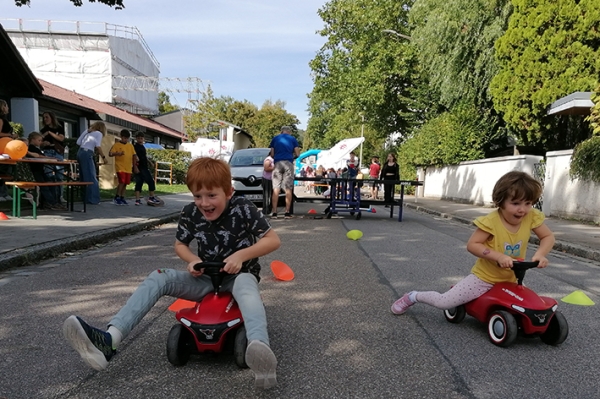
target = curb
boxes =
[404,202,600,263]
[0,212,180,272]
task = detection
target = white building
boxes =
[2,18,160,115]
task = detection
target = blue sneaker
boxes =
[120,197,128,205]
[148,196,161,205]
[63,315,115,371]
[112,197,121,205]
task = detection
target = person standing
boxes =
[76,121,108,205]
[26,131,65,210]
[109,129,138,205]
[40,111,66,204]
[380,153,399,205]
[132,132,161,206]
[261,153,274,214]
[369,156,381,199]
[268,126,300,218]
[0,100,17,201]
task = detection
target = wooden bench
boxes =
[5,181,93,218]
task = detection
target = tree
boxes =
[158,91,178,114]
[15,0,124,7]
[490,0,600,148]
[307,0,420,155]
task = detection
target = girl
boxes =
[380,153,399,204]
[392,171,555,315]
[76,121,108,205]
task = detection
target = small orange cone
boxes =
[271,260,295,281]
[308,209,317,214]
[0,212,8,220]
[371,207,376,213]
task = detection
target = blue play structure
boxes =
[295,149,322,175]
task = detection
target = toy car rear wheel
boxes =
[233,326,248,368]
[356,212,361,220]
[488,310,518,347]
[326,212,332,219]
[444,305,466,324]
[540,311,569,346]
[167,324,193,366]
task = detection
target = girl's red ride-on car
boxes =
[443,261,568,347]
[166,261,248,368]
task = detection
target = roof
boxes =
[39,80,184,139]
[0,23,43,97]
[547,92,594,116]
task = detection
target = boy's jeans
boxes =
[109,269,269,345]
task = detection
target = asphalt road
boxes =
[1,208,600,399]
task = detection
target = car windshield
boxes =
[229,149,269,167]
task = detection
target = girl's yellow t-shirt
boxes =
[470,208,545,284]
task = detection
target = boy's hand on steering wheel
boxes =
[187,259,203,277]
[496,254,513,269]
[223,253,244,274]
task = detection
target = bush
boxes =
[147,149,191,184]
[570,136,600,183]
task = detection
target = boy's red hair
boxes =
[186,157,232,193]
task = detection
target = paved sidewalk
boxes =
[1,192,598,272]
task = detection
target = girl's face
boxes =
[499,197,533,227]
[387,154,394,162]
[1,103,8,114]
[191,185,234,221]
[42,113,52,125]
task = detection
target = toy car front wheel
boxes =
[233,326,248,368]
[167,324,193,366]
[444,305,466,324]
[488,310,518,347]
[540,311,569,346]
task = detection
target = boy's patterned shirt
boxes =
[175,196,271,280]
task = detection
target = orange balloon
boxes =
[4,140,28,160]
[0,137,11,153]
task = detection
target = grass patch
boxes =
[100,183,189,200]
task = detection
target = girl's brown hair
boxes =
[186,157,232,193]
[89,121,107,136]
[42,111,62,129]
[492,171,543,207]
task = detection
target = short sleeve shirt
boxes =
[269,133,299,164]
[111,141,136,173]
[470,208,545,284]
[175,196,272,280]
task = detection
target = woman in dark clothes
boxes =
[380,153,399,204]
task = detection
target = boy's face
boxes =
[136,135,145,144]
[30,136,43,146]
[120,135,129,143]
[191,185,234,221]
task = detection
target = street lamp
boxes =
[382,29,412,41]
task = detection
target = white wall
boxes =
[543,150,600,223]
[419,155,543,206]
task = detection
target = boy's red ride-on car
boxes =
[443,261,568,347]
[166,261,248,368]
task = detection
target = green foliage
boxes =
[570,136,600,183]
[9,122,23,137]
[307,0,420,156]
[490,0,600,147]
[585,87,600,136]
[400,103,494,167]
[146,149,190,185]
[158,92,178,114]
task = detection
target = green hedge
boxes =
[147,149,191,185]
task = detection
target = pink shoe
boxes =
[391,292,415,315]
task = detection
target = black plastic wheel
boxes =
[326,212,332,219]
[166,323,193,366]
[487,310,518,347]
[540,311,569,346]
[350,211,355,216]
[443,305,466,324]
[233,326,248,368]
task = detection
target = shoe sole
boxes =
[62,316,109,371]
[245,341,277,389]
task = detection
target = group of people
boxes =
[61,137,555,390]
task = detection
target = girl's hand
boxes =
[223,253,244,275]
[187,260,204,277]
[496,254,514,269]
[532,254,549,268]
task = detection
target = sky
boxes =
[0,0,329,128]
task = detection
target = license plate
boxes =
[244,194,262,200]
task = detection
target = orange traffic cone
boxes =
[0,212,8,220]
[308,209,317,214]
[371,207,376,213]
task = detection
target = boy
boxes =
[132,131,161,206]
[63,157,282,389]
[26,131,65,210]
[346,151,359,178]
[369,156,381,199]
[109,129,138,205]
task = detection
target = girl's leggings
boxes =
[415,274,493,309]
